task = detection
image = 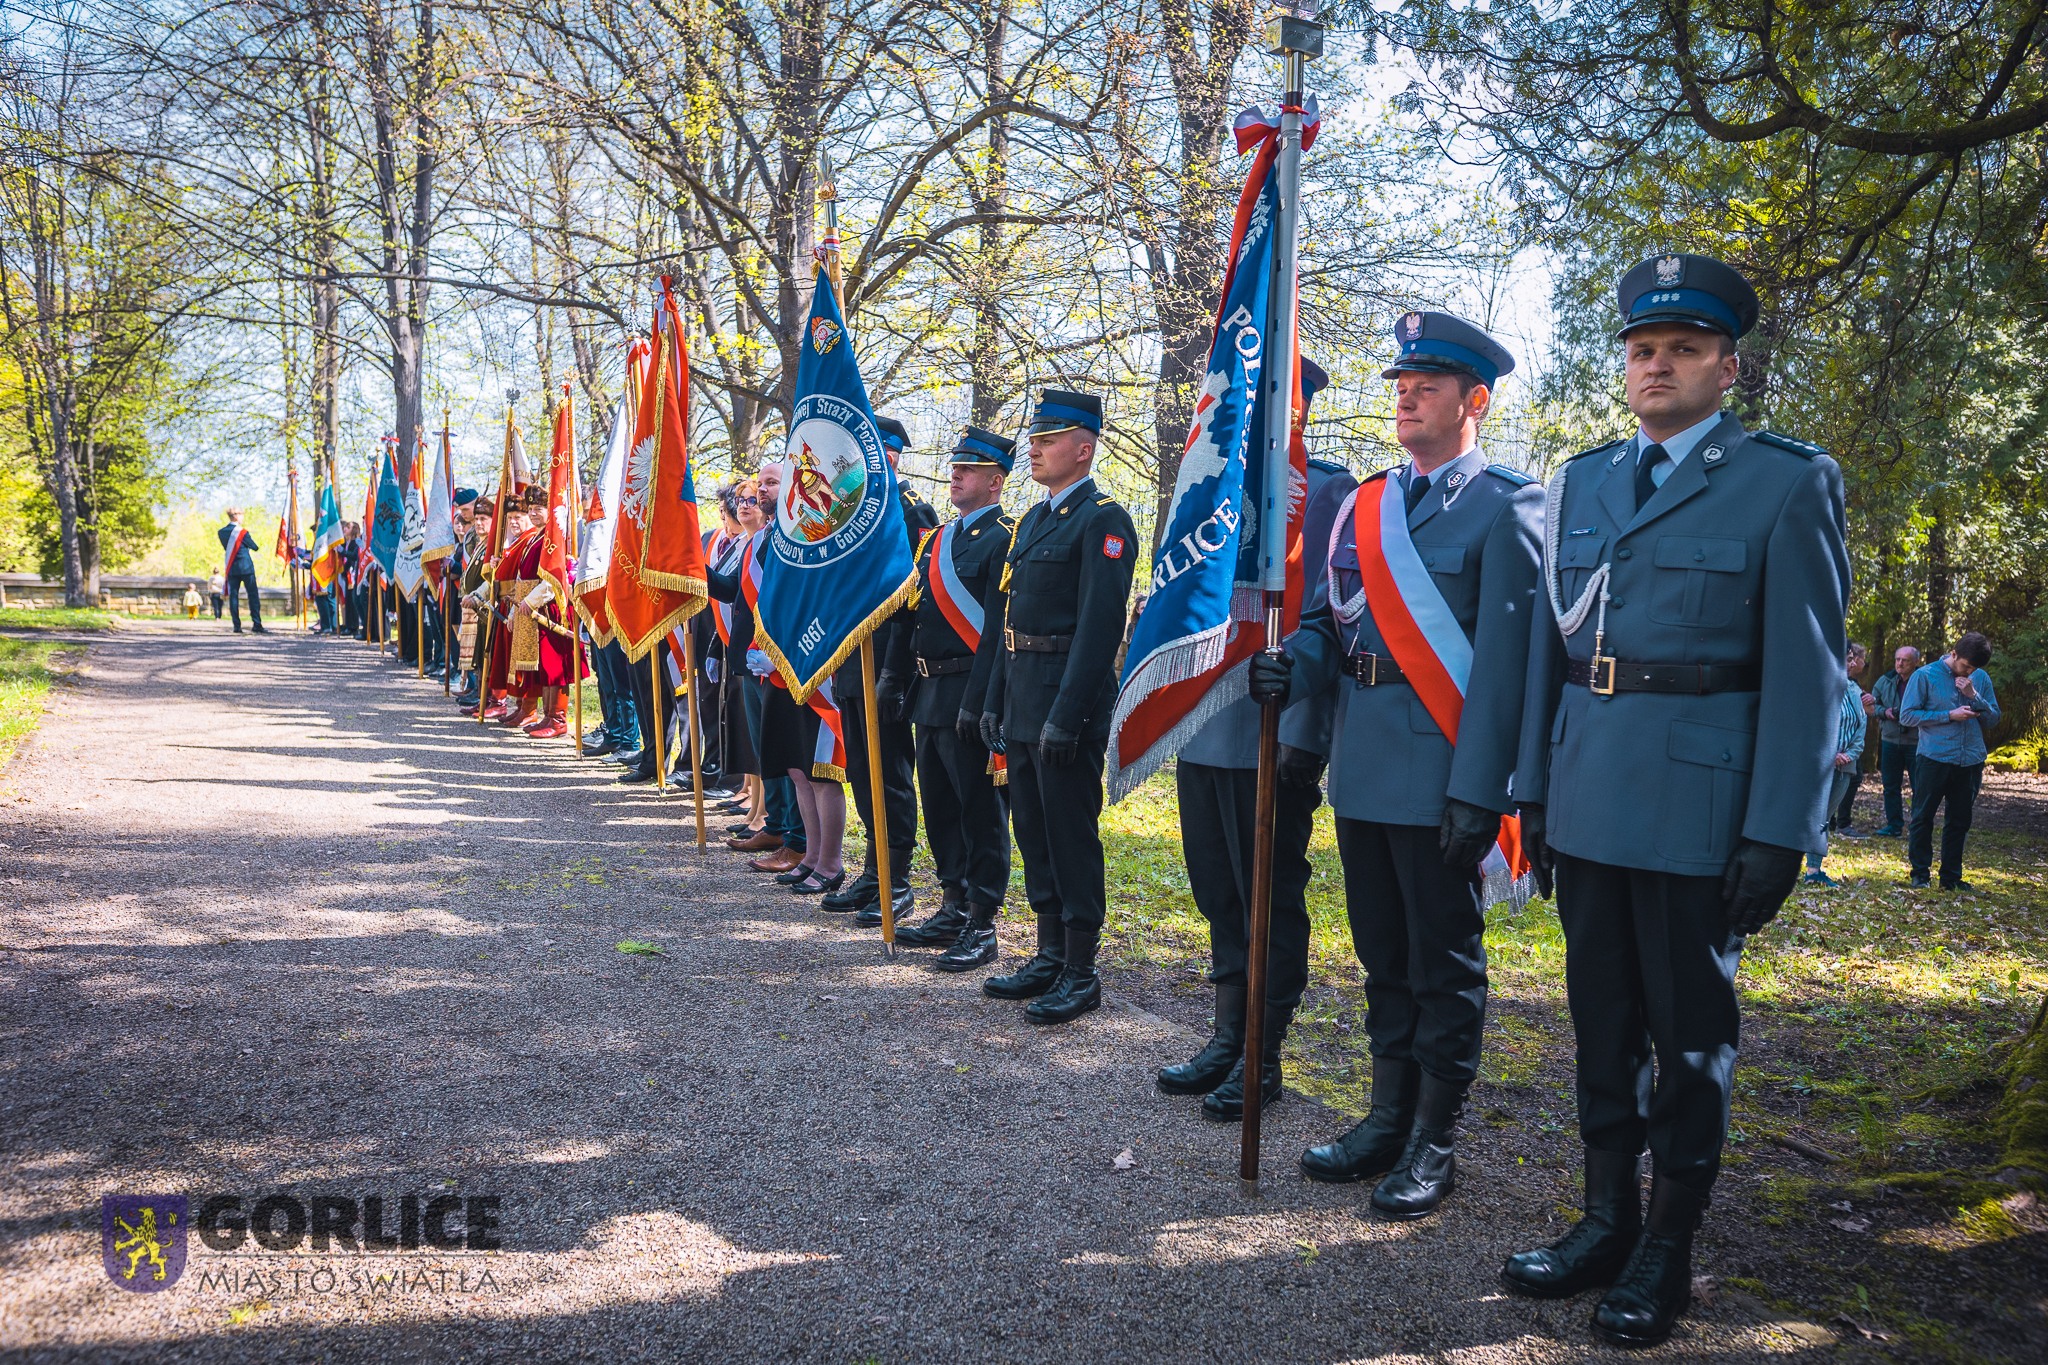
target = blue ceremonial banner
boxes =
[368,442,403,578]
[1104,101,1317,800]
[752,272,917,701]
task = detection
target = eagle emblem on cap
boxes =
[1654,255,1683,286]
[1401,312,1423,340]
[810,317,841,355]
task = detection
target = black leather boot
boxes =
[1501,1148,1643,1299]
[1157,983,1247,1096]
[896,889,968,947]
[854,852,915,927]
[933,902,999,972]
[1202,1003,1290,1120]
[984,914,1066,999]
[1590,1176,1703,1347]
[1025,925,1102,1024]
[822,848,877,913]
[1369,1071,1464,1219]
[1301,1058,1419,1183]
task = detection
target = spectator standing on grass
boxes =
[207,570,225,619]
[1832,642,1869,834]
[1803,645,1869,886]
[1900,631,1999,891]
[1866,645,1921,836]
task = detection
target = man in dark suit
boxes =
[1503,255,1848,1346]
[975,389,1138,1025]
[218,509,267,634]
[893,425,1018,969]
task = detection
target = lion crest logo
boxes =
[103,1194,187,1292]
[810,317,842,356]
[1654,255,1684,286]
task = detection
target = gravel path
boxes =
[0,625,1836,1362]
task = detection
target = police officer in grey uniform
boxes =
[893,425,1018,968]
[1501,255,1847,1347]
[1157,361,1356,1120]
[1251,313,1542,1220]
[976,389,1139,1025]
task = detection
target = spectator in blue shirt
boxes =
[1804,644,1870,886]
[1899,631,2000,890]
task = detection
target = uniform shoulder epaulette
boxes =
[1752,429,1826,459]
[1095,495,1116,506]
[1484,463,1535,486]
[1306,456,1349,477]
[1565,438,1629,463]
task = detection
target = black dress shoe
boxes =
[821,871,878,913]
[773,866,811,885]
[617,768,658,785]
[1502,1149,1643,1299]
[1590,1178,1703,1347]
[1158,983,1246,1096]
[984,952,1064,998]
[612,749,644,767]
[582,736,621,757]
[933,906,999,972]
[791,869,846,895]
[1201,1003,1290,1121]
[1370,1073,1466,1220]
[1301,1059,1419,1183]
[1025,965,1101,1024]
[895,896,967,947]
[854,885,913,928]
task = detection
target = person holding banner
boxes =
[1501,256,1847,1347]
[1156,361,1357,1121]
[977,389,1139,1025]
[891,424,1018,968]
[217,509,267,634]
[1249,313,1541,1219]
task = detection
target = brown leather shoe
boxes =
[749,847,804,873]
[727,830,783,853]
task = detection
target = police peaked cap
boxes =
[875,415,910,453]
[1616,253,1760,340]
[951,425,1017,473]
[1381,312,1516,388]
[1027,388,1102,436]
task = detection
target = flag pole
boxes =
[562,384,585,756]
[820,153,896,955]
[477,393,519,725]
[682,630,707,848]
[1240,3,1321,1201]
[442,411,455,694]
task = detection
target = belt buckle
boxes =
[1590,654,1617,696]
[1003,627,1017,652]
[1365,653,1379,685]
[916,658,931,678]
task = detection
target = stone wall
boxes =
[0,573,293,616]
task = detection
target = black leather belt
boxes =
[1342,652,1408,685]
[1004,628,1071,653]
[915,655,972,677]
[1567,657,1763,695]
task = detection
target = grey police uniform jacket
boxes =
[1180,458,1358,768]
[976,477,1139,743]
[907,506,1016,728]
[1519,415,1849,874]
[1287,447,1544,826]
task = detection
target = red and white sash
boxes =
[922,520,1008,783]
[1348,475,1530,892]
[222,525,253,581]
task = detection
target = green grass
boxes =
[0,636,71,768]
[0,606,115,632]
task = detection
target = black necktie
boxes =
[1633,442,1668,512]
[1405,472,1430,515]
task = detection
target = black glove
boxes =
[1517,804,1554,899]
[1439,797,1500,876]
[979,711,1006,756]
[1721,838,1804,936]
[1038,722,1079,767]
[956,708,981,745]
[1247,649,1294,705]
[1275,744,1325,791]
[876,671,908,723]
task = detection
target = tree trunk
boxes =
[968,0,1013,427]
[1995,994,2048,1190]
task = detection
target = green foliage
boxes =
[0,636,67,771]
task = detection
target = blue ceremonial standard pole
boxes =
[1241,0,1323,1199]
